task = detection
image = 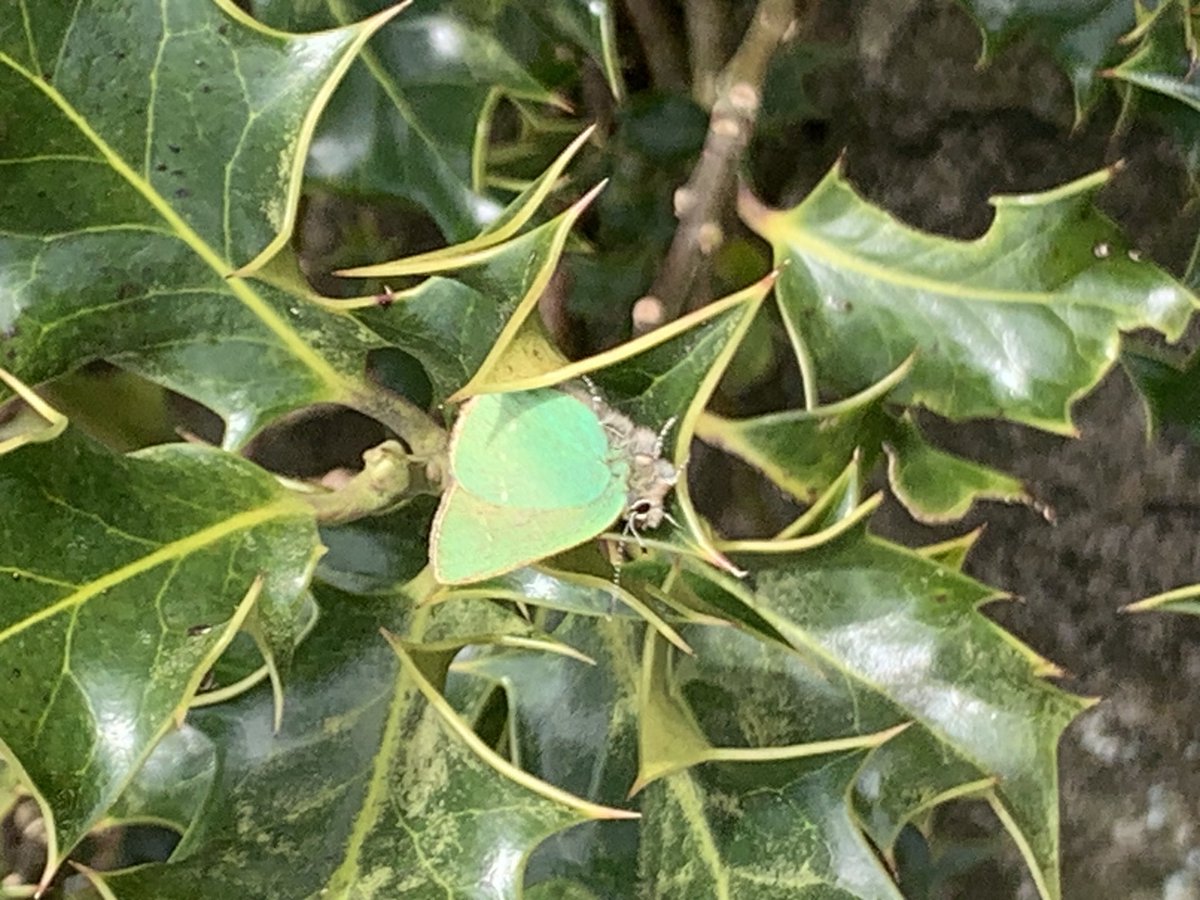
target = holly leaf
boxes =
[1123,344,1200,439]
[454,614,645,898]
[1107,1,1200,112]
[0,0,414,448]
[252,0,560,242]
[883,414,1030,524]
[340,183,601,404]
[1105,2,1200,185]
[956,0,1134,115]
[696,355,1028,525]
[917,528,987,571]
[316,495,438,595]
[638,751,903,899]
[706,527,1090,900]
[0,429,320,884]
[437,565,690,653]
[508,0,622,98]
[341,125,595,277]
[694,358,910,506]
[774,457,873,540]
[85,591,633,898]
[743,163,1197,435]
[464,597,896,898]
[1125,581,1200,616]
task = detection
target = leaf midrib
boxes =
[322,606,431,895]
[0,51,347,394]
[784,221,1142,315]
[0,498,303,644]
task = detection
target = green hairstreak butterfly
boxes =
[430,385,677,584]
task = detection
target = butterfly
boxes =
[430,385,677,585]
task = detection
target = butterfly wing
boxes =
[431,481,626,584]
[450,390,614,509]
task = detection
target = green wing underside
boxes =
[451,389,616,509]
[432,483,627,584]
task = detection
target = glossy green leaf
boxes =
[956,0,1133,113]
[509,0,622,99]
[343,187,597,404]
[1124,581,1200,616]
[0,429,319,881]
[1105,3,1200,185]
[1123,345,1200,439]
[342,125,595,277]
[416,595,597,663]
[525,880,603,900]
[455,614,645,897]
[191,592,320,719]
[917,528,986,571]
[105,726,217,833]
[90,592,632,898]
[695,358,909,505]
[439,564,692,654]
[711,528,1089,900]
[468,599,902,898]
[745,163,1197,434]
[698,360,1030,527]
[475,276,769,418]
[0,0,410,448]
[636,626,905,789]
[638,751,903,899]
[1107,1,1200,111]
[253,0,559,242]
[884,414,1030,524]
[768,458,870,543]
[316,495,438,595]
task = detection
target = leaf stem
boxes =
[347,383,448,471]
[299,439,436,525]
[634,0,798,334]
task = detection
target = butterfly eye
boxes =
[628,498,655,522]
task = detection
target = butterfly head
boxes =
[624,453,678,531]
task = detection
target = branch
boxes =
[633,0,797,334]
[685,0,726,107]
[621,0,689,93]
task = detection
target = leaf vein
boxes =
[0,499,299,645]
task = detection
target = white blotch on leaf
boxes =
[428,19,464,59]
[1146,286,1182,320]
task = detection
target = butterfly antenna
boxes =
[654,416,678,457]
[581,374,604,410]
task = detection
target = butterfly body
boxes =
[430,387,676,584]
